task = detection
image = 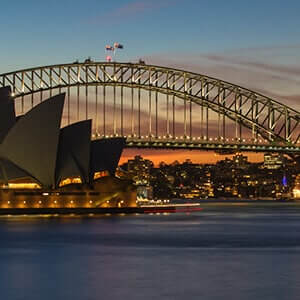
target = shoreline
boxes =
[0,200,300,215]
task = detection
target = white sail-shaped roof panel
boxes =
[0,94,65,188]
[55,120,91,187]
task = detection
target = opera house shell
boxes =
[0,86,136,209]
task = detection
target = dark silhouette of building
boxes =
[0,86,126,189]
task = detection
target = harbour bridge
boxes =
[0,62,299,154]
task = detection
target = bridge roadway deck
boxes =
[123,138,300,153]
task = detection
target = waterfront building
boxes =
[0,86,136,208]
[293,174,300,198]
[127,155,153,185]
[263,153,285,169]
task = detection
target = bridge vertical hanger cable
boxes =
[95,65,99,135]
[172,75,175,139]
[103,67,106,137]
[76,66,80,122]
[200,78,204,139]
[85,65,88,120]
[184,73,187,139]
[138,69,141,138]
[148,68,152,137]
[222,87,226,141]
[285,108,290,142]
[254,98,259,140]
[49,68,52,98]
[31,71,34,109]
[239,94,242,140]
[58,67,62,92]
[121,77,124,137]
[206,83,209,140]
[67,66,71,124]
[189,78,192,139]
[113,64,116,136]
[217,82,221,140]
[166,72,170,137]
[268,103,275,141]
[155,72,158,138]
[235,89,238,140]
[12,73,15,103]
[251,96,255,140]
[21,72,24,114]
[40,69,43,103]
[131,68,134,136]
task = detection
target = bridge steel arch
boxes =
[0,62,299,153]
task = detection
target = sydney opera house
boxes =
[0,86,136,210]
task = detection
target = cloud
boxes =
[89,0,176,25]
[141,51,300,108]
[203,54,300,78]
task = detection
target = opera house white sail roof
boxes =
[0,87,126,189]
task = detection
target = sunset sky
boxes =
[1,0,300,165]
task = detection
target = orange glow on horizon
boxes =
[119,149,264,166]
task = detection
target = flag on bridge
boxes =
[114,42,124,49]
[105,45,114,51]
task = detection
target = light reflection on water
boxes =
[0,209,300,300]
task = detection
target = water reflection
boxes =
[0,210,300,299]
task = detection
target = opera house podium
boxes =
[0,87,136,212]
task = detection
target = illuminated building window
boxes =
[1,182,41,189]
[94,171,109,180]
[59,177,82,187]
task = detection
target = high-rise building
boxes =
[127,155,154,185]
[263,153,285,169]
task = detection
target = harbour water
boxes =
[1,207,300,299]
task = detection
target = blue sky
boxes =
[1,0,300,108]
[1,0,300,68]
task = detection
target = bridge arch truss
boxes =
[0,62,299,153]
